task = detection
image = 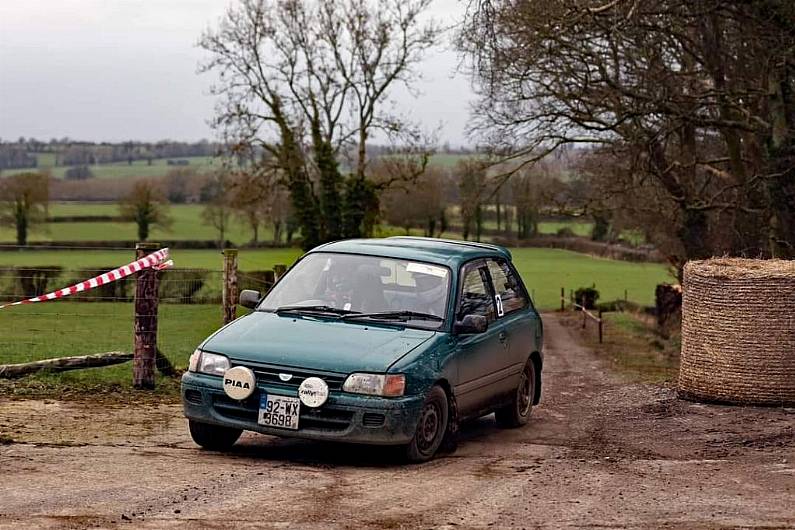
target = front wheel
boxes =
[404,385,449,463]
[188,420,242,450]
[495,359,536,428]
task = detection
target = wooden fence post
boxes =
[598,309,604,343]
[222,249,238,325]
[133,242,160,389]
[274,264,287,281]
[560,287,565,311]
[581,295,587,329]
[263,270,275,291]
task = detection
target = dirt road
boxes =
[1,314,793,529]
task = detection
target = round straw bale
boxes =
[678,258,795,406]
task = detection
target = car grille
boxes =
[213,393,259,421]
[362,413,386,427]
[211,392,354,433]
[184,389,203,405]
[232,360,347,391]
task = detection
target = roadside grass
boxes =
[564,310,680,384]
[0,303,223,397]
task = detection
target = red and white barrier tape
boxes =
[0,248,172,310]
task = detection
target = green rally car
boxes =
[182,237,543,462]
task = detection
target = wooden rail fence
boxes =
[559,287,604,343]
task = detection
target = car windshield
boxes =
[258,252,450,328]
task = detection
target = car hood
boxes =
[201,311,437,373]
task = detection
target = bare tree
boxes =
[0,172,49,245]
[461,0,795,270]
[200,172,232,248]
[119,180,172,241]
[199,0,439,248]
[456,159,488,241]
[381,165,449,236]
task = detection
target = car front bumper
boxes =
[181,372,424,445]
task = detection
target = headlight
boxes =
[189,349,230,376]
[188,349,201,372]
[342,373,405,397]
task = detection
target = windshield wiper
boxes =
[275,305,359,316]
[341,310,443,322]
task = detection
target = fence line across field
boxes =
[0,242,289,388]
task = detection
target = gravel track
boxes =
[1,314,793,529]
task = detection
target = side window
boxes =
[487,259,529,315]
[457,264,495,322]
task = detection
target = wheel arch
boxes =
[433,378,458,434]
[529,351,543,405]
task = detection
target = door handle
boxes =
[498,331,508,343]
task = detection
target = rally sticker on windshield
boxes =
[406,262,447,278]
[495,294,505,317]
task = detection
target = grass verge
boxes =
[562,309,680,384]
[0,303,223,399]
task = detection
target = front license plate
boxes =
[258,393,300,430]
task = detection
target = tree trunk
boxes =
[0,352,132,379]
[313,123,343,241]
[15,203,27,246]
[251,221,259,244]
[475,205,482,242]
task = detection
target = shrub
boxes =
[64,165,94,180]
[574,286,600,309]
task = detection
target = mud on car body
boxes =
[182,236,544,462]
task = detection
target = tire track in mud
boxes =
[1,314,794,529]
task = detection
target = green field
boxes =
[427,153,476,167]
[0,302,221,391]
[509,248,671,308]
[0,203,268,243]
[0,246,671,391]
[4,156,218,180]
[0,246,670,313]
[6,153,465,181]
[0,247,671,306]
[0,247,303,271]
[1,201,618,245]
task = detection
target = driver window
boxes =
[457,265,495,322]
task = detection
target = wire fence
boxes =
[0,247,285,383]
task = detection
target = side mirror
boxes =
[454,314,488,335]
[239,289,261,309]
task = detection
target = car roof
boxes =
[311,237,512,267]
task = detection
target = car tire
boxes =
[495,359,536,429]
[188,420,242,450]
[405,385,449,463]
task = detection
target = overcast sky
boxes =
[0,0,475,146]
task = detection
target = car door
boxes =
[453,259,502,417]
[485,258,538,394]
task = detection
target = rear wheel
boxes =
[188,420,242,450]
[405,385,449,463]
[495,359,536,428]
